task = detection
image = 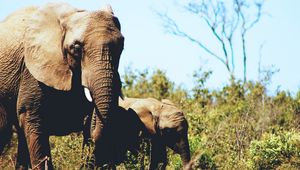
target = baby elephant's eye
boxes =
[163,128,172,134]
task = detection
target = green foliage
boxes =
[49,134,93,169]
[122,67,174,100]
[121,67,300,169]
[192,68,213,107]
[196,151,217,170]
[248,131,300,169]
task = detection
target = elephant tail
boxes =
[0,106,13,155]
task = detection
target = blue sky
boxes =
[1,0,299,94]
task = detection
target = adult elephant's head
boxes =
[24,3,123,128]
[159,99,191,169]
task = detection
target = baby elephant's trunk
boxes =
[178,135,191,169]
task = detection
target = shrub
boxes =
[50,134,93,169]
[248,131,300,169]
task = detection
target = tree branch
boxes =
[156,11,228,67]
[157,0,265,82]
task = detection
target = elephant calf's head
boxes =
[158,99,191,168]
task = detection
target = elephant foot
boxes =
[15,123,31,170]
[30,156,51,170]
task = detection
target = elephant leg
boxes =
[15,114,31,170]
[16,128,31,170]
[0,103,13,154]
[28,133,52,170]
[149,136,167,170]
[22,112,53,170]
[16,70,53,169]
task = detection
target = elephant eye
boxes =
[74,44,81,51]
[163,128,172,134]
[70,41,83,57]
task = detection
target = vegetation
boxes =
[1,67,300,169]
[121,67,300,169]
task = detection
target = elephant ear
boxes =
[24,3,77,91]
[131,102,157,135]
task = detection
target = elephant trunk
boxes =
[83,46,121,142]
[81,41,123,166]
[92,75,115,120]
[90,69,120,142]
[178,135,191,170]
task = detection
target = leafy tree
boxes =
[122,67,174,100]
[192,68,213,107]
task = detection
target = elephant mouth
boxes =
[84,87,93,102]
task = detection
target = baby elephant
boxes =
[86,97,191,170]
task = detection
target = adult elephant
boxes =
[87,97,191,170]
[0,3,124,169]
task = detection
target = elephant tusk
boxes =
[84,87,93,102]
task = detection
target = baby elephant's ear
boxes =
[24,3,77,91]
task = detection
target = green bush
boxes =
[248,131,300,169]
[50,134,93,169]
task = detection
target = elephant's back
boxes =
[0,7,37,99]
[0,6,37,49]
[119,97,139,109]
[0,6,37,25]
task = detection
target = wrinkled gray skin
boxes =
[0,3,123,169]
[85,97,191,170]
